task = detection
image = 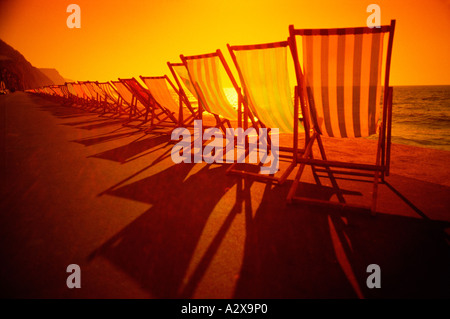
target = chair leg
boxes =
[316,135,345,203]
[371,169,380,216]
[287,133,316,203]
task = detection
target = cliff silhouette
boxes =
[0,39,55,91]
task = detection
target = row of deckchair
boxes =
[30,20,396,215]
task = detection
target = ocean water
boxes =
[219,86,450,152]
[390,85,450,151]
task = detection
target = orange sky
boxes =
[1,0,449,85]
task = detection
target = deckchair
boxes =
[167,62,200,107]
[74,82,92,108]
[56,84,74,106]
[66,82,83,106]
[87,81,117,114]
[59,84,70,99]
[43,86,55,96]
[111,80,145,121]
[287,20,396,214]
[97,81,131,116]
[47,85,67,104]
[81,81,103,111]
[50,85,64,98]
[118,77,178,131]
[140,75,197,127]
[180,50,245,133]
[77,82,97,110]
[180,50,285,172]
[227,40,305,183]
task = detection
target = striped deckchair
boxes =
[60,84,70,99]
[118,77,178,131]
[66,82,83,106]
[87,81,116,114]
[78,82,98,110]
[49,85,64,98]
[55,84,73,105]
[97,82,131,116]
[180,50,243,132]
[167,62,199,104]
[140,75,197,127]
[227,40,306,183]
[43,86,55,96]
[287,20,396,214]
[82,81,103,111]
[111,80,145,121]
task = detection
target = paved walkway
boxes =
[0,92,449,298]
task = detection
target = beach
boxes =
[0,91,449,299]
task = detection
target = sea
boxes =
[221,85,450,152]
[390,85,450,151]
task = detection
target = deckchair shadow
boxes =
[70,130,142,147]
[89,163,239,298]
[76,119,125,130]
[89,134,170,163]
[233,179,450,298]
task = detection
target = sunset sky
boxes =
[0,0,449,85]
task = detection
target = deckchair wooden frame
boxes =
[180,50,246,133]
[139,75,197,127]
[118,77,178,132]
[226,40,307,184]
[181,49,292,180]
[167,62,200,116]
[95,81,116,114]
[111,80,139,117]
[111,79,148,123]
[167,61,226,131]
[56,84,74,106]
[98,81,131,116]
[66,82,84,107]
[89,81,118,114]
[287,20,396,214]
[78,81,99,111]
[82,81,105,112]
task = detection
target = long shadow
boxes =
[233,178,450,298]
[77,119,126,130]
[62,118,112,127]
[89,163,239,298]
[71,130,142,147]
[39,106,92,119]
[34,98,93,119]
[89,134,171,163]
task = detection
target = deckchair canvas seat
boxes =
[288,20,396,214]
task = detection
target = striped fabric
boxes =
[300,31,386,138]
[72,83,85,98]
[66,83,78,97]
[171,64,198,101]
[43,87,54,95]
[141,77,179,114]
[84,82,100,100]
[231,44,294,133]
[90,82,106,100]
[98,82,120,104]
[80,83,94,99]
[51,86,64,97]
[112,80,145,110]
[111,81,132,104]
[60,85,70,98]
[184,56,238,121]
[120,78,153,111]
